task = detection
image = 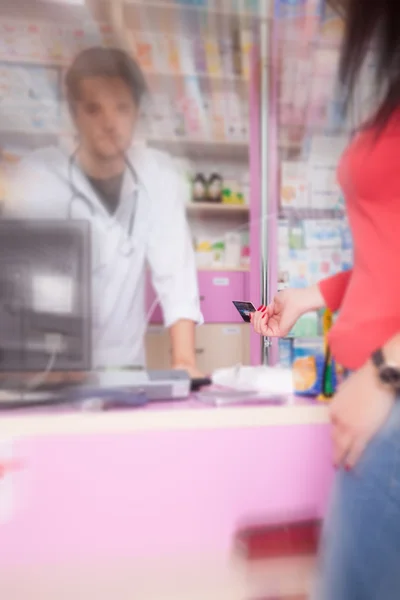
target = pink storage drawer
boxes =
[146,270,249,324]
[198,271,248,323]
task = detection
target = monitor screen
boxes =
[0,220,91,371]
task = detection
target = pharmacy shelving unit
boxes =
[0,0,266,372]
[269,2,357,368]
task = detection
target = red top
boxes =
[319,115,400,370]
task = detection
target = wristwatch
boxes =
[371,348,400,391]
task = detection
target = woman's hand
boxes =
[330,361,394,469]
[251,285,325,338]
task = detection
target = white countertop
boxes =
[0,396,330,439]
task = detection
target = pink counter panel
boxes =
[147,270,249,324]
[0,401,333,570]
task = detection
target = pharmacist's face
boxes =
[72,77,138,160]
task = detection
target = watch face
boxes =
[380,366,400,387]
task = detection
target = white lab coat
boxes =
[6,144,203,368]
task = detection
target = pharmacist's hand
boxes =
[251,286,324,338]
[330,361,394,469]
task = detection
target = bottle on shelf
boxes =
[206,173,223,203]
[192,173,208,202]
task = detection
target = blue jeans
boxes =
[312,399,400,599]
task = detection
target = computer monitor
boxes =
[0,219,91,372]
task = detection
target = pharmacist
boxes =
[7,47,204,374]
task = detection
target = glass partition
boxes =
[0,0,263,378]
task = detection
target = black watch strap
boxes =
[371,347,400,392]
[371,348,385,369]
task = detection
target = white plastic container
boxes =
[224,232,242,268]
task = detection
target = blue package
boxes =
[292,338,338,397]
[340,219,353,250]
[279,338,293,368]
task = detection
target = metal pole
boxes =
[259,5,271,365]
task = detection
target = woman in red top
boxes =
[252,1,400,598]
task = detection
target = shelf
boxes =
[279,207,345,220]
[187,202,249,214]
[148,137,249,159]
[0,0,99,23]
[0,56,69,68]
[0,57,248,84]
[145,70,248,84]
[0,130,249,158]
[124,0,265,21]
[0,129,62,150]
[0,130,249,163]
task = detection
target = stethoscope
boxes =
[67,148,139,259]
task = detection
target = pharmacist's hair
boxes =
[333,0,400,128]
[65,47,148,107]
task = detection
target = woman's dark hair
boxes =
[65,47,148,107]
[333,0,400,127]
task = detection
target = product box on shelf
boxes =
[131,30,155,72]
[0,103,60,133]
[278,338,293,368]
[224,90,245,140]
[219,33,235,79]
[320,2,344,45]
[307,134,348,201]
[280,161,308,208]
[0,20,61,62]
[99,24,117,49]
[0,18,111,65]
[339,217,353,269]
[308,159,341,210]
[147,91,177,138]
[290,312,319,338]
[191,34,208,75]
[286,250,310,288]
[180,77,209,139]
[239,28,252,79]
[193,216,249,270]
[160,33,182,74]
[224,231,242,267]
[208,90,227,141]
[0,64,61,133]
[176,0,208,6]
[0,64,59,104]
[303,219,342,249]
[278,47,311,128]
[288,221,305,250]
[285,246,342,288]
[204,35,222,77]
[194,238,244,271]
[292,337,338,397]
[178,33,197,75]
[307,46,339,128]
[278,215,345,290]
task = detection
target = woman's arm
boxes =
[251,270,352,338]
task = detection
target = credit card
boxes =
[232,301,256,323]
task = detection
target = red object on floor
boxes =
[235,519,321,561]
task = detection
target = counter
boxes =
[0,396,333,599]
